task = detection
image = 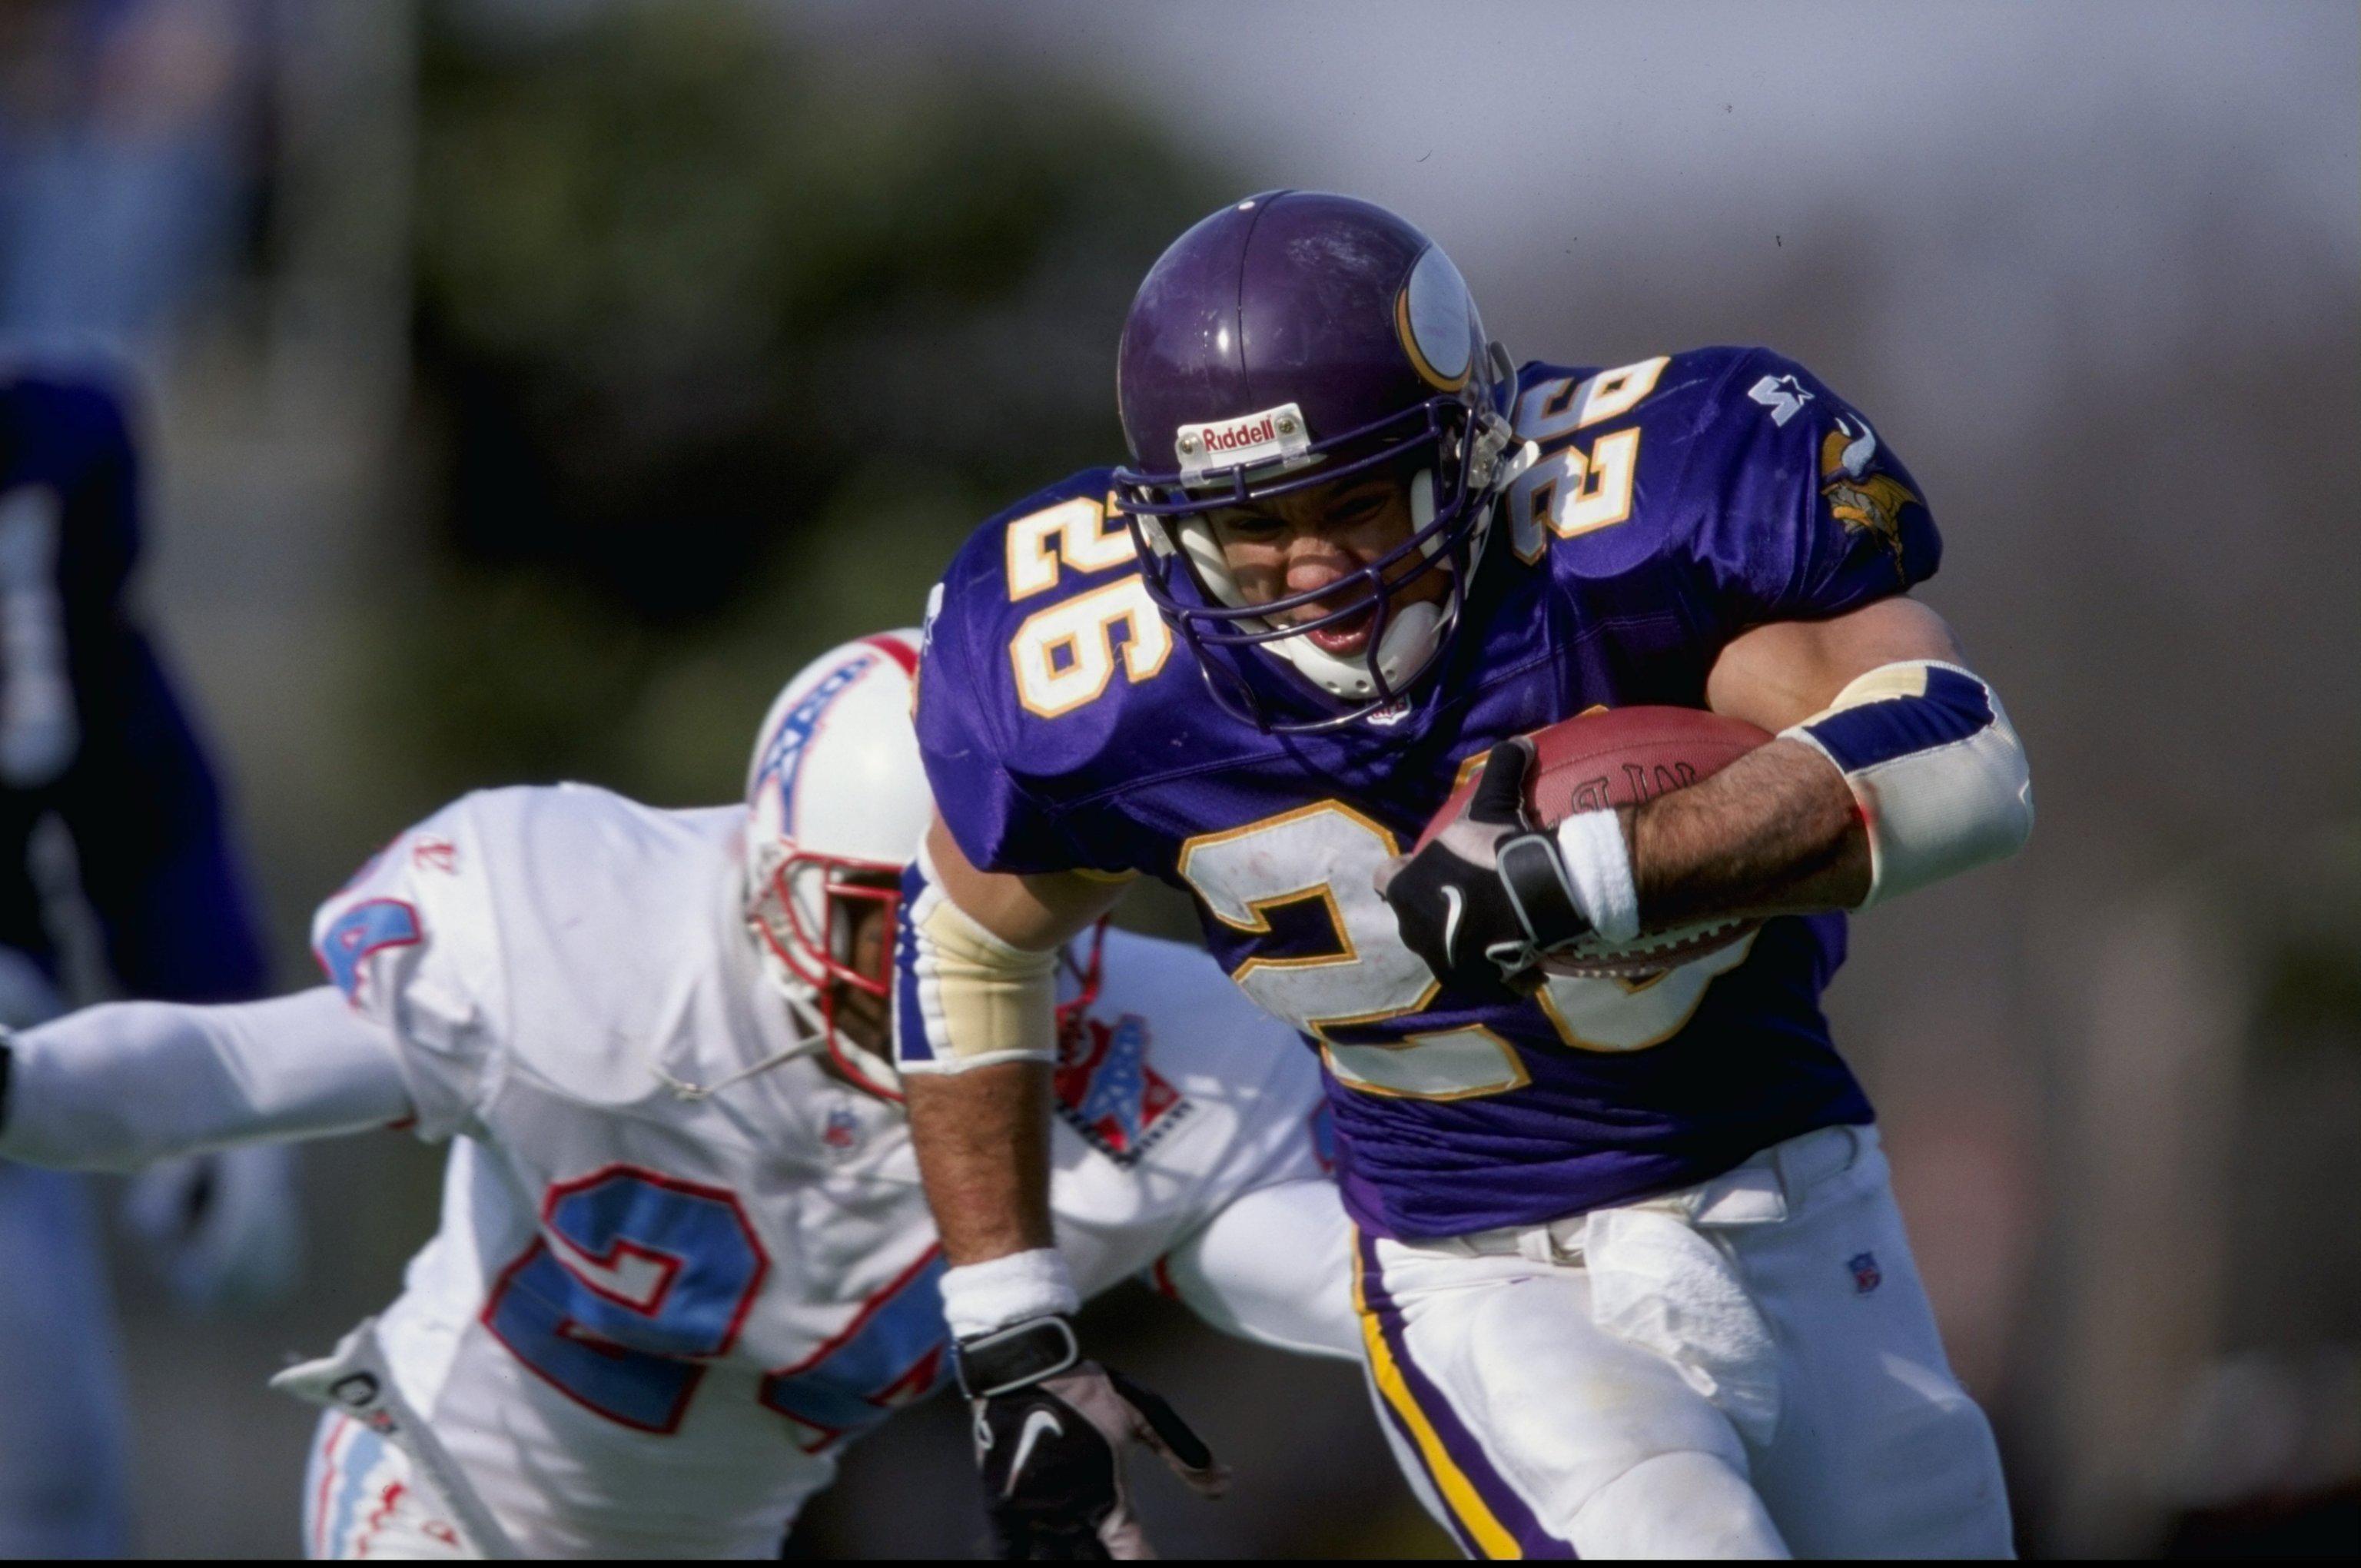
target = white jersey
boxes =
[306,785,1335,1557]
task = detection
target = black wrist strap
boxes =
[1497,831,1589,949]
[0,1032,14,1135]
[955,1314,1081,1400]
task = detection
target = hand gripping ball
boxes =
[1419,706,1775,977]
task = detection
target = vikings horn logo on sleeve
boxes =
[1819,417,1922,584]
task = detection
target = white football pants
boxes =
[1355,1124,2013,1560]
[305,1411,473,1560]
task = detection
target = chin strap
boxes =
[649,985,831,1102]
[646,1035,818,1103]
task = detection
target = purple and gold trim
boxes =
[1353,1230,1574,1560]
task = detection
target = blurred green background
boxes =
[387,0,1222,809]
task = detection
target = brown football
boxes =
[1420,706,1775,977]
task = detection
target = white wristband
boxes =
[938,1247,1080,1340]
[1553,810,1641,945]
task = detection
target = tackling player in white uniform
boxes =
[0,632,1361,1557]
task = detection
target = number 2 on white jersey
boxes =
[483,1167,950,1446]
[1178,799,1753,1101]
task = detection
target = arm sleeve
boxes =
[1688,350,1941,632]
[0,986,410,1171]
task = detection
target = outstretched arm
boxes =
[0,986,410,1171]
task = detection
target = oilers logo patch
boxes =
[1848,1251,1883,1295]
[1054,1012,1188,1166]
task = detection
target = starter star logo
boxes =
[1053,1012,1189,1165]
[1748,373,1814,426]
[1819,416,1920,585]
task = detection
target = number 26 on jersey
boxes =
[1003,494,1172,719]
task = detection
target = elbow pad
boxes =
[894,843,1061,1076]
[1781,660,2033,907]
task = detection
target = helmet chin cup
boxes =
[1277,596,1447,699]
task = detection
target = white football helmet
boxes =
[743,631,934,1099]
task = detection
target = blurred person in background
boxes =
[0,368,290,1555]
[0,0,271,363]
[1,4,307,1553]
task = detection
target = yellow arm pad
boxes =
[894,843,1061,1076]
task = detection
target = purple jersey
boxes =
[912,347,1938,1239]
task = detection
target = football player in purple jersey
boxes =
[894,191,2032,1558]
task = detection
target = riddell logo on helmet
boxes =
[1175,402,1310,475]
[1199,415,1277,451]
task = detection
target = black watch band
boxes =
[954,1314,1081,1400]
[1497,830,1588,949]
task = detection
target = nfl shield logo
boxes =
[822,1106,859,1151]
[1848,1251,1882,1295]
[1054,1012,1188,1165]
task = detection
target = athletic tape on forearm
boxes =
[1780,660,2033,907]
[940,1247,1081,1340]
[893,842,1061,1076]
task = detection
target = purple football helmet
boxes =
[1111,191,1522,732]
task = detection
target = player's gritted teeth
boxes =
[1210,467,1446,659]
[1299,603,1376,655]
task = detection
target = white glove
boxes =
[122,1143,303,1312]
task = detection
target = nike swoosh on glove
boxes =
[971,1357,1227,1559]
[1375,739,1593,1003]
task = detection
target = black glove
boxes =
[1375,740,1592,1002]
[958,1315,1227,1560]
